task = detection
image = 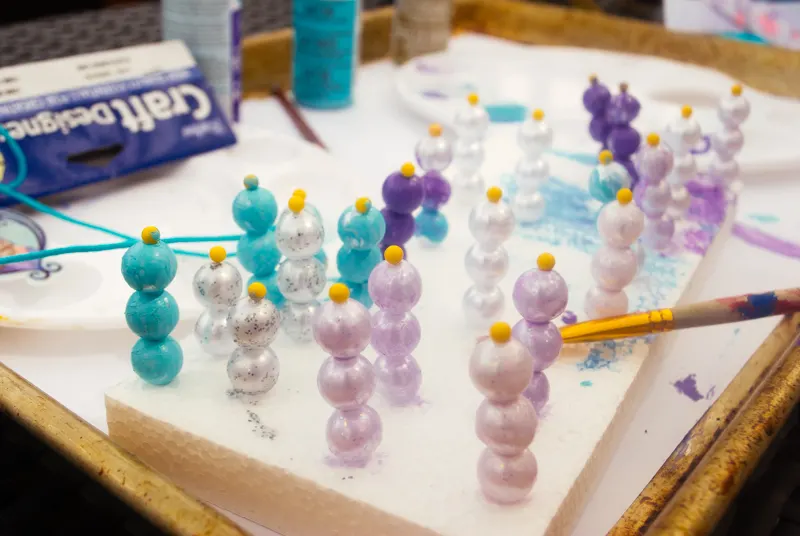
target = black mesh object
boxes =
[0,0,394,68]
[0,409,170,536]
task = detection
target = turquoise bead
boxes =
[233,187,278,234]
[125,291,180,340]
[249,273,285,308]
[237,230,282,276]
[415,209,449,243]
[337,247,381,283]
[588,167,629,204]
[121,241,178,293]
[131,336,184,386]
[337,205,386,249]
[315,249,329,270]
[347,282,373,309]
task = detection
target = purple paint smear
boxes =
[561,310,578,324]
[672,374,715,402]
[732,222,800,260]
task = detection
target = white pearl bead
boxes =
[515,158,549,186]
[469,336,533,403]
[585,287,628,319]
[711,127,744,160]
[597,202,645,248]
[416,135,453,172]
[463,286,505,327]
[194,308,236,357]
[636,144,673,183]
[452,139,485,173]
[641,180,671,216]
[465,244,509,288]
[718,94,750,128]
[454,104,490,141]
[517,119,553,157]
[669,185,692,216]
[670,154,697,186]
[590,246,638,291]
[281,300,318,343]
[665,115,702,152]
[277,257,326,303]
[511,191,546,224]
[709,156,740,184]
[468,199,516,247]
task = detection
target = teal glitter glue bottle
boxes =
[292,0,361,109]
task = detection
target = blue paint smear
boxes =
[551,149,599,167]
[737,292,778,320]
[580,380,593,387]
[485,104,528,123]
[720,31,769,45]
[746,213,780,224]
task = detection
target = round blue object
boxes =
[415,209,449,244]
[121,241,178,293]
[315,248,329,270]
[337,206,386,250]
[237,230,282,276]
[131,336,184,386]
[347,281,373,309]
[125,290,180,340]
[233,187,278,235]
[337,247,382,284]
[588,165,630,204]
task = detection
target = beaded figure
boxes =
[122,226,183,386]
[192,246,243,357]
[415,123,453,245]
[512,109,552,224]
[709,84,750,190]
[381,162,424,256]
[606,83,642,185]
[583,75,612,150]
[227,282,281,401]
[464,186,516,327]
[588,150,632,205]
[314,283,382,465]
[512,253,568,412]
[293,188,328,269]
[471,322,538,504]
[369,245,423,404]
[275,194,327,342]
[451,93,490,201]
[634,134,675,251]
[337,196,386,307]
[586,189,644,319]
[663,106,702,218]
[233,175,283,306]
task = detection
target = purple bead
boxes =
[522,371,550,414]
[381,209,416,248]
[326,406,382,464]
[313,299,372,357]
[374,354,422,404]
[512,269,568,323]
[368,258,422,314]
[371,310,421,357]
[582,78,611,116]
[606,85,641,125]
[421,170,452,210]
[512,320,563,371]
[561,310,578,324]
[589,116,611,146]
[608,125,641,160]
[382,171,424,214]
[478,448,538,504]
[476,398,538,457]
[317,355,377,410]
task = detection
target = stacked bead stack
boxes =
[414,123,453,245]
[663,106,702,218]
[709,84,750,191]
[635,134,676,251]
[192,246,243,358]
[585,189,645,319]
[292,188,328,269]
[451,93,490,202]
[470,322,538,504]
[380,162,424,256]
[121,226,183,386]
[463,186,516,327]
[275,194,327,342]
[606,83,642,185]
[369,245,423,404]
[227,282,281,401]
[588,150,632,205]
[336,197,386,308]
[512,253,568,413]
[583,75,612,151]
[314,283,382,465]
[511,109,552,224]
[233,175,283,306]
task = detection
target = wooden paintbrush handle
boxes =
[673,288,800,330]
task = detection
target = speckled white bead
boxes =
[468,197,515,248]
[281,300,318,343]
[228,295,280,348]
[277,257,326,303]
[275,208,325,260]
[193,262,243,308]
[227,347,280,399]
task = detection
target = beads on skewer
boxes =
[606,83,642,185]
[292,188,328,269]
[586,189,644,319]
[381,162,424,256]
[512,253,568,413]
[192,246,243,357]
[663,106,702,218]
[336,197,386,307]
[227,282,281,401]
[710,84,750,191]
[635,133,676,251]
[275,195,327,342]
[512,109,552,224]
[471,322,538,504]
[583,75,612,150]
[588,150,632,205]
[415,123,453,245]
[369,245,423,404]
[314,283,382,465]
[451,93,490,202]
[122,226,183,386]
[463,186,516,327]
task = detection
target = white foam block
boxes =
[106,127,733,535]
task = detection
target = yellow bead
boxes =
[681,105,693,119]
[617,188,633,205]
[537,252,555,271]
[141,226,159,245]
[532,109,544,121]
[329,283,350,303]
[384,245,404,265]
[731,84,743,96]
[209,246,227,263]
[293,188,307,199]
[243,174,259,190]
[428,123,443,137]
[599,150,613,165]
[486,186,503,203]
[467,93,480,106]
[248,282,267,300]
[489,322,512,344]
[355,197,371,214]
[589,74,598,83]
[288,195,305,214]
[400,162,416,178]
[646,133,660,147]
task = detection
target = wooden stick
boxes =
[270,86,328,151]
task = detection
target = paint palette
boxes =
[395,33,800,176]
[104,125,736,535]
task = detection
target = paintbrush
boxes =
[271,86,327,150]
[561,288,800,344]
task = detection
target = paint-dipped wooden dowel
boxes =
[561,288,800,344]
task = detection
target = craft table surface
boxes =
[2,50,799,536]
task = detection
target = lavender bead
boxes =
[476,398,538,457]
[636,140,673,182]
[421,170,452,210]
[597,200,646,248]
[374,354,423,404]
[522,371,550,414]
[318,355,376,410]
[512,320,562,372]
[637,181,671,218]
[512,269,568,323]
[326,406,383,464]
[583,76,611,115]
[313,298,372,357]
[371,311,421,357]
[382,168,424,214]
[367,255,423,314]
[470,334,534,404]
[381,209,416,247]
[478,449,538,505]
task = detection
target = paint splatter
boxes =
[421,90,447,100]
[732,222,800,260]
[672,374,715,402]
[485,103,528,123]
[562,310,578,324]
[718,291,779,320]
[580,380,592,387]
[747,213,780,224]
[577,338,644,371]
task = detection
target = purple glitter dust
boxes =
[561,311,578,324]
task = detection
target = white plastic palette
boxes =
[395,33,800,176]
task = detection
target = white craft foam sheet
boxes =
[105,124,734,536]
